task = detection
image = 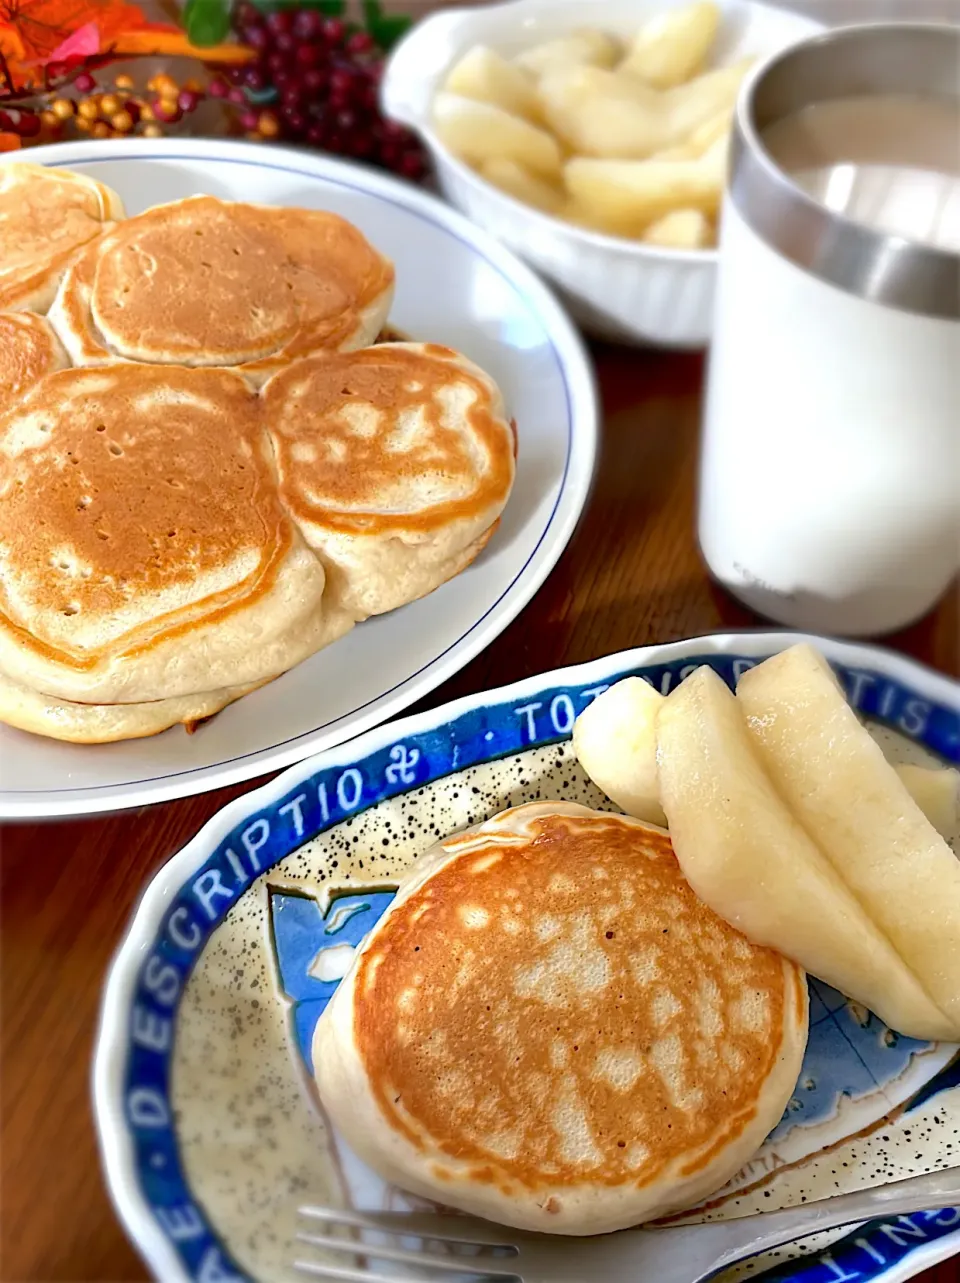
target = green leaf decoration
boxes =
[185,0,231,46]
[250,0,345,11]
[372,14,412,48]
[362,0,411,49]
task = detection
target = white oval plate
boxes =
[93,633,960,1283]
[0,139,596,819]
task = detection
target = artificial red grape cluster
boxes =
[223,4,427,179]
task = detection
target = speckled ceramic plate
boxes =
[94,632,960,1283]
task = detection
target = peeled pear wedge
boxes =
[574,672,955,838]
[515,29,621,79]
[665,59,752,141]
[573,677,665,826]
[649,143,699,162]
[620,0,720,89]
[564,150,724,234]
[738,644,960,1026]
[686,106,733,155]
[895,763,959,840]
[480,158,565,214]
[642,208,714,248]
[538,65,667,159]
[444,45,542,123]
[658,665,956,1042]
[432,93,562,178]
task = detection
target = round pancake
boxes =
[315,802,808,1235]
[0,312,68,408]
[50,196,394,381]
[0,667,267,743]
[261,343,516,618]
[0,363,347,704]
[0,163,123,313]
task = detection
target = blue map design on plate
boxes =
[116,647,960,1283]
[770,980,931,1140]
[270,889,396,1075]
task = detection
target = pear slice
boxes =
[686,106,733,155]
[564,153,724,234]
[480,158,565,214]
[658,665,955,1041]
[432,94,562,177]
[642,207,714,248]
[574,672,956,838]
[620,1,720,90]
[573,677,665,826]
[444,45,542,123]
[737,644,960,1026]
[664,59,752,140]
[539,65,668,159]
[895,763,959,840]
[515,29,621,80]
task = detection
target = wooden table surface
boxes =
[1,346,957,1281]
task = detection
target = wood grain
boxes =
[1,346,956,1280]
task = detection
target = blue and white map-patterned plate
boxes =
[93,632,960,1283]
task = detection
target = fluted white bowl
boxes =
[383,0,823,347]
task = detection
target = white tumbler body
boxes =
[699,198,960,637]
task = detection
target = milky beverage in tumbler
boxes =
[699,25,960,637]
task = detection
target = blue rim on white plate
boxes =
[93,632,960,1283]
[0,139,597,819]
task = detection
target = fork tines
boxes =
[294,1205,522,1281]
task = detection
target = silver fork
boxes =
[293,1166,960,1282]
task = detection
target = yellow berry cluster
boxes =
[41,72,205,142]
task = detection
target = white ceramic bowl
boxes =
[383,0,823,348]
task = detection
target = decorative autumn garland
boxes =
[0,0,426,178]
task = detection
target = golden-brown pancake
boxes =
[0,312,68,408]
[49,196,394,381]
[315,802,808,1234]
[0,163,123,312]
[0,363,347,705]
[261,343,516,618]
[0,667,267,743]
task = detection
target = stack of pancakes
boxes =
[0,164,516,742]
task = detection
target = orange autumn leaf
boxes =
[0,19,25,62]
[111,30,252,63]
[2,0,151,61]
[0,20,26,90]
[0,0,181,90]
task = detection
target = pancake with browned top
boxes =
[0,363,346,707]
[314,802,808,1234]
[261,342,516,618]
[0,312,68,408]
[0,163,123,312]
[49,195,394,380]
